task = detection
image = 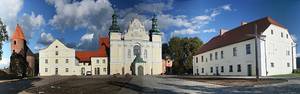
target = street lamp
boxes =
[247,24,266,80]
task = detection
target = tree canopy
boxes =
[163,37,203,75]
[0,18,9,60]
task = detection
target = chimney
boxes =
[219,29,228,36]
[241,22,247,26]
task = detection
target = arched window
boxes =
[144,49,147,58]
[128,49,131,58]
[133,45,141,56]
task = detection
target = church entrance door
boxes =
[138,65,144,75]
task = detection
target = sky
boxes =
[0,0,299,68]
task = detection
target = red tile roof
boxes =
[196,17,285,55]
[76,37,110,62]
[12,24,25,40]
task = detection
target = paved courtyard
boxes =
[0,76,300,94]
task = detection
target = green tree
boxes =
[0,18,9,60]
[168,37,203,75]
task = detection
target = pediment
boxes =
[124,18,149,41]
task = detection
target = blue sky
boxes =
[0,0,299,68]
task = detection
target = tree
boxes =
[0,18,9,60]
[167,37,203,75]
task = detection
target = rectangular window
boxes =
[221,51,224,59]
[65,68,69,72]
[45,59,48,64]
[287,50,290,56]
[201,56,204,62]
[233,47,237,56]
[271,30,273,35]
[271,62,274,67]
[221,66,224,72]
[229,65,233,72]
[286,34,288,39]
[201,68,204,73]
[237,64,241,72]
[215,52,218,60]
[206,58,208,62]
[287,62,290,67]
[103,68,107,72]
[210,67,213,73]
[55,51,58,55]
[14,41,16,45]
[128,49,131,58]
[66,59,69,63]
[210,53,213,61]
[45,68,48,72]
[102,59,106,63]
[246,44,251,55]
[55,59,58,64]
[97,59,99,63]
[196,57,198,63]
[281,32,283,38]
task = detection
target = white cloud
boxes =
[0,57,10,69]
[172,28,199,36]
[297,53,300,57]
[0,0,23,36]
[222,4,232,11]
[37,32,55,46]
[48,0,113,33]
[291,34,297,42]
[203,28,216,33]
[80,33,94,42]
[20,12,45,39]
[171,4,233,36]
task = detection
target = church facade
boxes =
[38,13,163,76]
[109,13,163,75]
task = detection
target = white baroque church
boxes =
[38,12,163,76]
[109,13,163,75]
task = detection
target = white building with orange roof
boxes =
[193,17,297,76]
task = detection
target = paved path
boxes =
[118,76,226,94]
[118,76,300,94]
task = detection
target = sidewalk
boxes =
[159,75,297,80]
[0,79,20,83]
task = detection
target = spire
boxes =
[12,24,25,40]
[149,15,160,35]
[109,11,120,32]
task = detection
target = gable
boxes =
[124,18,149,41]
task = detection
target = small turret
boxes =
[109,11,120,33]
[149,15,160,35]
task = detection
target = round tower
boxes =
[11,24,26,54]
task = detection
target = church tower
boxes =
[109,11,122,40]
[11,24,26,55]
[149,15,161,42]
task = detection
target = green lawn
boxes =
[271,72,300,77]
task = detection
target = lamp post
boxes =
[247,24,266,80]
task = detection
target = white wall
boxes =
[39,40,77,76]
[193,39,256,76]
[193,24,296,76]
